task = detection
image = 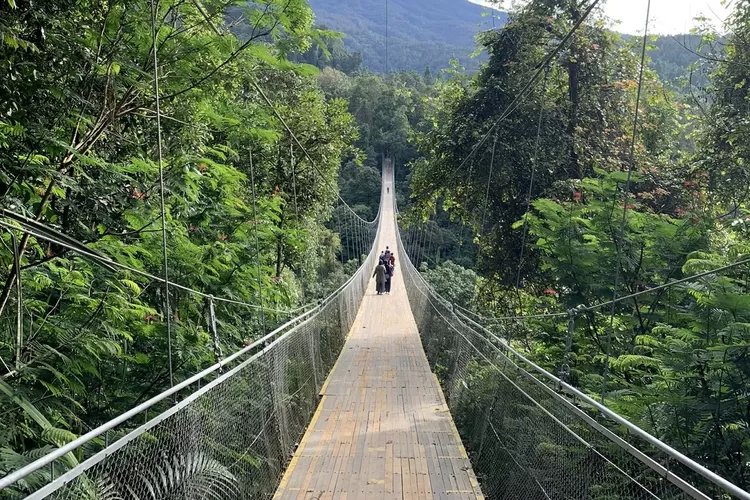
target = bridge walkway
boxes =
[273,175,483,500]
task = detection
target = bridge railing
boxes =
[395,219,750,500]
[0,189,384,499]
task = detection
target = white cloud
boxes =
[467,0,731,34]
[604,0,729,34]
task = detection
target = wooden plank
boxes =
[327,406,355,498]
[393,449,404,500]
[373,387,387,499]
[436,428,461,497]
[311,400,346,499]
[427,437,450,500]
[401,457,414,500]
[342,400,363,497]
[409,458,419,500]
[385,441,394,495]
[363,410,376,497]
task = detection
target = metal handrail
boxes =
[0,308,314,491]
[453,310,749,499]
[396,247,750,499]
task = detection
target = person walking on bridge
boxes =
[373,258,387,295]
[384,259,393,294]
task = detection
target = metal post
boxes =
[248,148,267,333]
[11,231,22,370]
[336,202,345,266]
[357,219,365,266]
[558,309,577,390]
[208,296,223,370]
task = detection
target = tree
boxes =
[422,260,477,308]
[693,1,750,211]
[410,2,680,291]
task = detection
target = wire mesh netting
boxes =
[0,204,380,499]
[396,222,747,500]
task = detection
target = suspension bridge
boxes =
[3,0,750,494]
[273,165,481,500]
[1,163,748,500]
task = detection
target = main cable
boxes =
[452,255,750,323]
[0,216,314,315]
[601,0,652,403]
[151,0,174,389]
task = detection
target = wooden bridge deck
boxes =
[273,176,484,500]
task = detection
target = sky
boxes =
[468,0,732,34]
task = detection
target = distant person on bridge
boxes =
[373,258,387,295]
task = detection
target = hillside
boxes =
[646,34,713,87]
[307,0,507,73]
[307,1,707,84]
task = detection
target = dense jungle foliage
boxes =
[408,0,750,490]
[3,0,750,495]
[0,0,370,479]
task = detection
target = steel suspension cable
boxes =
[249,148,267,333]
[455,303,568,322]
[290,142,300,220]
[0,216,314,315]
[385,0,389,78]
[151,0,174,389]
[601,0,652,403]
[480,134,499,237]
[395,217,749,497]
[400,250,750,500]
[454,255,750,323]
[514,65,550,294]
[11,232,21,372]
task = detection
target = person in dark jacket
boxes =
[373,259,386,295]
[384,260,393,294]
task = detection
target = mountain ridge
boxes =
[306,1,708,86]
[308,0,507,73]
